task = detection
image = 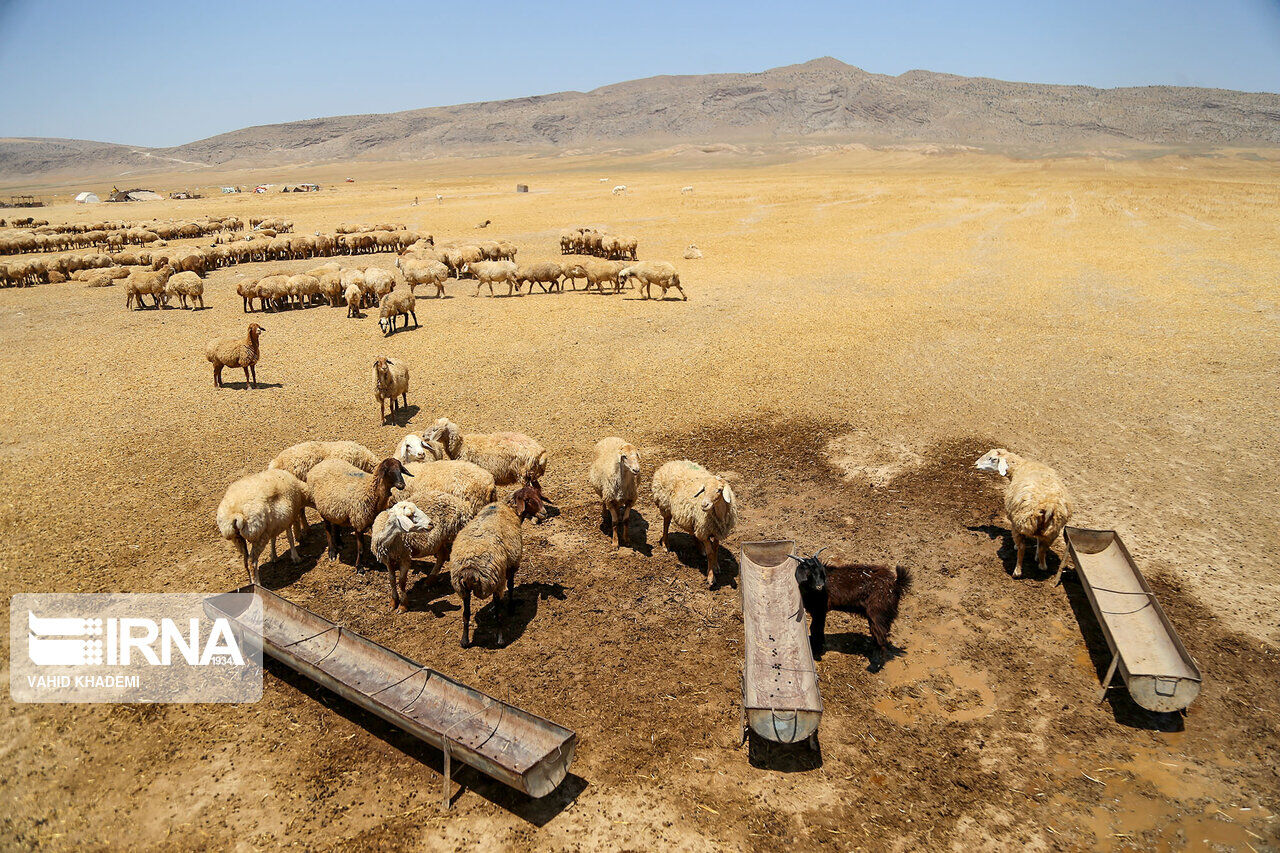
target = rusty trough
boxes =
[1064,527,1203,713]
[205,585,576,807]
[738,540,823,746]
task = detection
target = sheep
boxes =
[620,261,686,300]
[467,259,519,297]
[318,271,344,306]
[793,549,913,668]
[612,185,627,195]
[216,469,309,585]
[163,270,205,309]
[370,500,434,611]
[378,286,418,335]
[269,440,378,482]
[396,253,450,297]
[515,261,563,293]
[362,267,395,307]
[652,460,737,588]
[683,244,703,260]
[975,449,1075,582]
[560,262,588,291]
[394,459,496,514]
[588,437,641,548]
[424,417,547,489]
[581,259,626,294]
[373,491,477,611]
[374,356,410,424]
[308,457,410,570]
[124,264,173,309]
[345,283,363,317]
[448,485,545,648]
[681,185,694,194]
[395,434,431,464]
[206,323,264,388]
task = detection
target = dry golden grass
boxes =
[1,150,1277,849]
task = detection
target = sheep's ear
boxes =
[997,457,1008,477]
[722,485,734,505]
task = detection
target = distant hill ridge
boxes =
[4,57,1279,178]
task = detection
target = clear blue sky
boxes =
[2,0,1278,148]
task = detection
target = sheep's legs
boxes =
[243,366,253,388]
[353,532,366,573]
[660,514,671,550]
[213,364,223,388]
[704,538,718,588]
[286,526,300,563]
[387,563,401,611]
[460,589,472,648]
[323,522,339,560]
[1011,530,1025,578]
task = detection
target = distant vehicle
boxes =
[345,177,355,183]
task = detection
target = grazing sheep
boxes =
[620,261,686,300]
[378,286,418,335]
[425,417,547,489]
[124,264,174,309]
[683,244,703,260]
[216,469,309,585]
[374,356,410,424]
[206,323,264,388]
[345,283,363,317]
[370,500,434,611]
[396,253,450,297]
[975,449,1074,582]
[581,259,626,294]
[588,437,641,548]
[269,440,378,482]
[394,459,496,514]
[793,549,913,668]
[373,491,476,611]
[448,485,545,648]
[362,267,395,307]
[681,185,694,195]
[652,460,737,588]
[164,270,205,309]
[467,259,520,297]
[516,261,563,293]
[308,457,410,570]
[612,185,627,195]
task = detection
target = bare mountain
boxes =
[4,57,1279,179]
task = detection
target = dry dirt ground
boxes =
[1,150,1278,851]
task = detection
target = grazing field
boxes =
[1,149,1278,850]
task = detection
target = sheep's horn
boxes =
[811,547,828,559]
[402,469,413,477]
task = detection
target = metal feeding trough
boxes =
[1064,527,1203,713]
[204,585,576,807]
[738,540,823,746]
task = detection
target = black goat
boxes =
[793,549,912,667]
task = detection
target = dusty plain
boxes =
[1,149,1278,850]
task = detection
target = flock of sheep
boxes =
[216,419,743,648]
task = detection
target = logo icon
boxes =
[28,612,105,666]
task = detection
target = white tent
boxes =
[74,191,100,204]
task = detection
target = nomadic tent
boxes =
[74,192,100,204]
[126,190,163,201]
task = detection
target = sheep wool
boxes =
[216,469,309,585]
[975,449,1074,581]
[588,437,641,547]
[652,460,738,587]
[393,459,495,513]
[426,418,547,487]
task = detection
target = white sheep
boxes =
[612,185,627,195]
[374,356,410,424]
[308,458,411,569]
[373,491,476,611]
[619,261,686,301]
[393,459,496,513]
[370,500,434,611]
[652,461,737,588]
[216,469,309,585]
[425,417,547,488]
[681,185,694,194]
[975,449,1075,582]
[588,437,641,548]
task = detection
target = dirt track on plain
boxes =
[1,151,1278,849]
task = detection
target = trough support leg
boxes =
[1098,654,1119,703]
[441,738,452,811]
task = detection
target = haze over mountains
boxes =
[4,57,1279,179]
